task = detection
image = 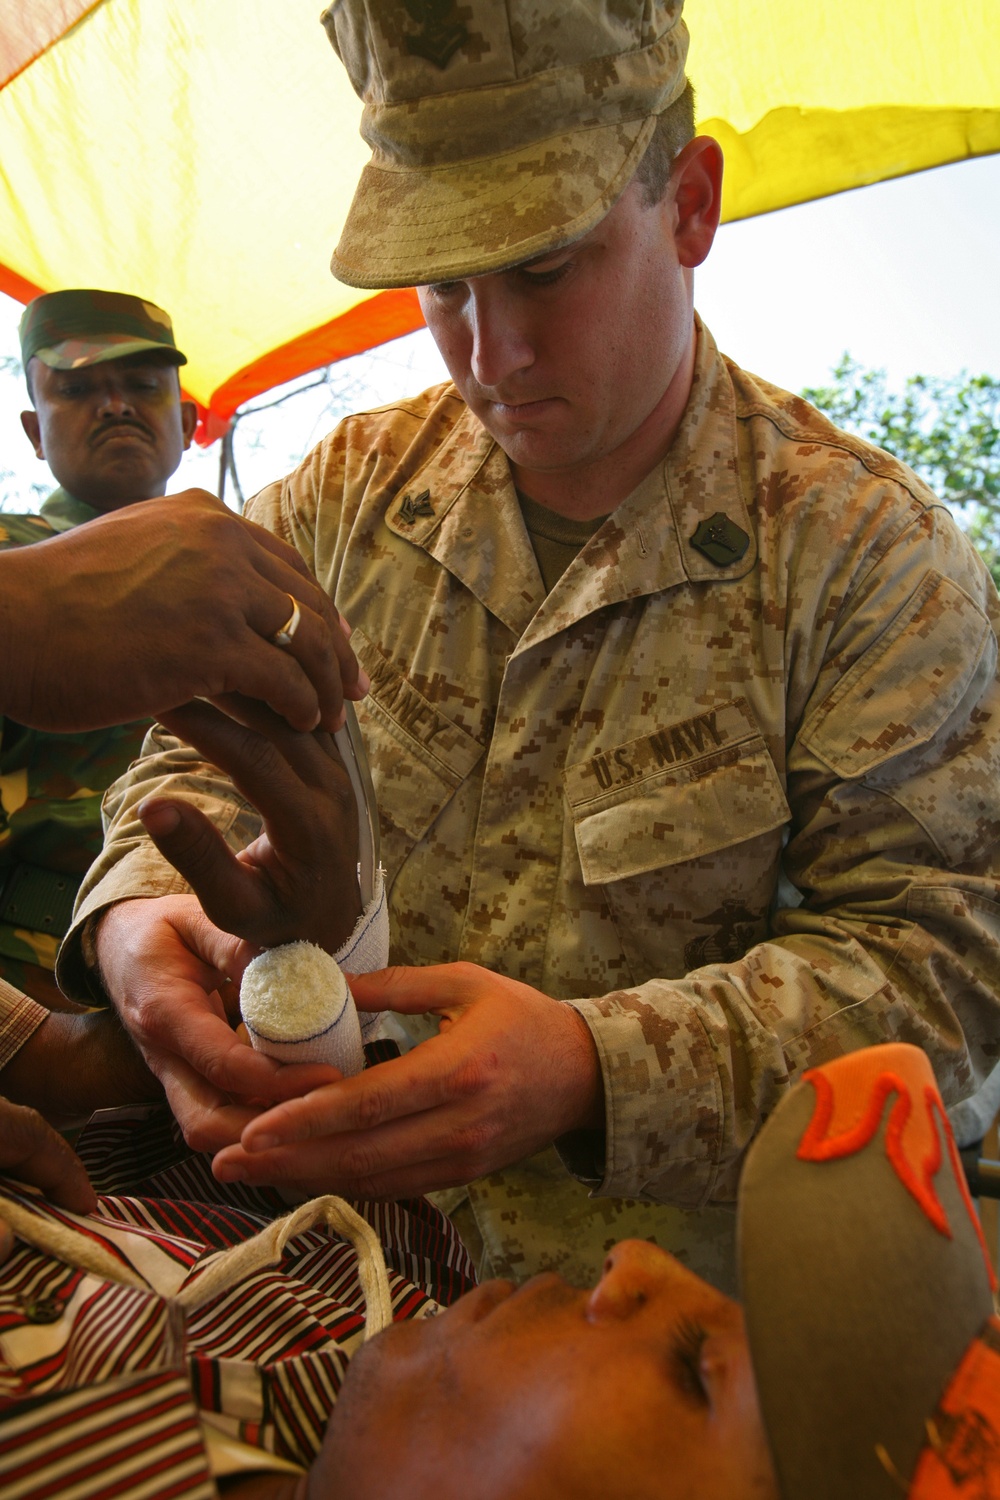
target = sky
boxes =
[2,149,998,508]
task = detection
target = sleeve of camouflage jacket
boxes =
[55,724,264,1001]
[563,503,1000,1205]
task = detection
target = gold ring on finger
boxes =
[272,593,302,649]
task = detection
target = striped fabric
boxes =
[0,1103,476,1497]
[0,1370,216,1500]
[0,981,46,1072]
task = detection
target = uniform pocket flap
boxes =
[799,571,995,778]
[564,700,790,885]
[352,630,484,842]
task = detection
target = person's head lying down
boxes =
[312,1044,995,1500]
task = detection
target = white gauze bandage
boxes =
[240,870,390,1070]
[334,867,389,1043]
[241,941,366,1074]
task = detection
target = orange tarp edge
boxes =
[199,288,424,443]
[0,264,45,307]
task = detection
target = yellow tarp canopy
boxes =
[1,0,997,439]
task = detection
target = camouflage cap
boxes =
[738,1045,996,1500]
[19,289,186,372]
[322,0,689,289]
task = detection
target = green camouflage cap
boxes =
[322,0,689,289]
[18,288,186,371]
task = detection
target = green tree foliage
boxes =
[802,357,1000,585]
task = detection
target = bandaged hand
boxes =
[213,962,604,1201]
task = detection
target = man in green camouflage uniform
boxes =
[59,1,1000,1293]
[0,290,195,1007]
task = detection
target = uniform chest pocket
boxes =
[563,698,790,886]
[352,630,484,876]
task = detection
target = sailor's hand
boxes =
[93,894,341,1152]
[212,962,604,1198]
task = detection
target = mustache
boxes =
[90,418,155,446]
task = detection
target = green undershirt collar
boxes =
[516,490,610,594]
[39,487,101,533]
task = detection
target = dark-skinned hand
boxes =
[0,1008,162,1128]
[138,694,363,952]
[0,1097,97,1265]
[0,489,368,734]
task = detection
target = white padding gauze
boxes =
[241,941,366,1074]
[240,867,391,1067]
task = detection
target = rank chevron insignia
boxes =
[402,0,469,68]
[398,489,435,524]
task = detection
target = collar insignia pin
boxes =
[398,488,434,525]
[690,513,750,567]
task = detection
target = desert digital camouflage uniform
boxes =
[60,320,1000,1292]
[0,489,148,1002]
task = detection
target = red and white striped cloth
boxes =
[0,1095,475,1498]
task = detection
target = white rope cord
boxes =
[177,1195,394,1340]
[0,1193,149,1290]
[0,1192,393,1342]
